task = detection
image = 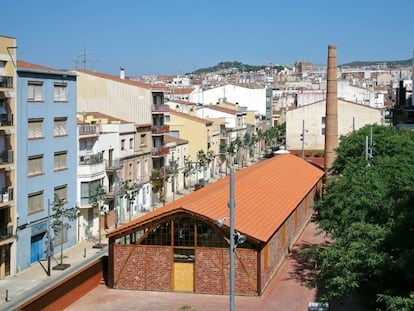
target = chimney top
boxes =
[120,67,125,80]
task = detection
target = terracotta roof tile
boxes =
[17,60,57,71]
[73,69,152,89]
[107,154,324,243]
[169,109,213,125]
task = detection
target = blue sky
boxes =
[3,0,413,76]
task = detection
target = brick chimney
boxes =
[324,45,338,177]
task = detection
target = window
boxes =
[28,118,43,139]
[80,180,101,205]
[164,115,170,122]
[121,139,125,150]
[144,159,148,175]
[321,116,326,125]
[263,245,269,271]
[28,154,43,176]
[140,134,146,146]
[54,185,68,202]
[129,138,133,149]
[281,224,286,247]
[321,127,325,135]
[54,151,67,171]
[28,191,44,214]
[54,117,67,136]
[28,81,43,101]
[54,83,67,102]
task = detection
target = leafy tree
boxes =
[311,125,414,308]
[51,194,77,268]
[90,183,106,247]
[150,168,169,204]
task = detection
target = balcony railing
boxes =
[152,147,169,157]
[0,76,13,88]
[0,224,13,242]
[152,104,169,113]
[79,153,104,165]
[79,124,99,136]
[152,125,170,135]
[0,187,13,203]
[0,114,13,126]
[105,159,123,171]
[0,150,13,164]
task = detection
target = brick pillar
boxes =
[324,45,338,177]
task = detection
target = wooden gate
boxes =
[173,262,194,292]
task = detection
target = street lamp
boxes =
[216,167,245,311]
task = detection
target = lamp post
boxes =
[228,167,236,311]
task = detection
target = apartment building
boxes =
[0,35,16,279]
[16,61,77,272]
[74,69,167,222]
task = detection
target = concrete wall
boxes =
[286,99,384,151]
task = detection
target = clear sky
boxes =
[3,0,413,76]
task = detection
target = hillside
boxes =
[339,59,412,68]
[189,61,285,75]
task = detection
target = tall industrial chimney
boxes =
[324,45,338,177]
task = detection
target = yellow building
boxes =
[0,35,17,279]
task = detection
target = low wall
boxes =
[17,257,106,311]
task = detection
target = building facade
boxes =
[16,61,77,272]
[0,35,17,279]
[286,99,384,153]
[106,154,324,295]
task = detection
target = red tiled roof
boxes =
[17,60,57,71]
[170,87,195,94]
[203,105,238,115]
[169,109,213,125]
[73,69,152,89]
[107,154,324,243]
[164,135,188,145]
[170,99,196,106]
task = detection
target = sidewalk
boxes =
[0,174,222,311]
[0,238,108,311]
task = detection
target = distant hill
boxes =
[339,59,412,68]
[189,61,285,75]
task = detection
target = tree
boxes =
[183,156,195,190]
[150,168,169,205]
[51,194,77,270]
[90,183,106,248]
[311,125,414,309]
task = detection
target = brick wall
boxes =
[259,183,319,294]
[195,248,257,296]
[114,244,172,291]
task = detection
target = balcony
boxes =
[0,76,13,89]
[0,224,13,242]
[152,125,170,135]
[0,114,13,127]
[0,187,13,204]
[152,104,169,113]
[0,150,13,164]
[105,159,123,172]
[79,124,99,137]
[152,147,169,157]
[79,153,104,165]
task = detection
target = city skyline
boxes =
[3,0,413,76]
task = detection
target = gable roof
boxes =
[107,154,324,243]
[169,109,213,125]
[72,68,152,90]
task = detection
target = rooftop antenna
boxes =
[72,47,97,70]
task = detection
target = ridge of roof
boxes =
[107,154,324,242]
[72,68,153,89]
[169,109,213,125]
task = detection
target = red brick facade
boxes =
[259,183,319,293]
[114,245,172,291]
